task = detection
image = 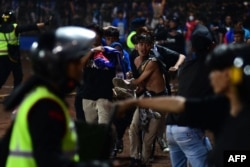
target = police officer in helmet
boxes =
[2,27,111,167]
[0,10,50,90]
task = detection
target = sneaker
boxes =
[163,147,170,152]
[110,149,117,159]
[157,138,169,152]
[112,77,137,90]
[116,139,124,153]
[110,139,124,159]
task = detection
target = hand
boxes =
[91,46,104,52]
[169,66,178,72]
[103,26,118,30]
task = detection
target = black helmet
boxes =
[30,26,96,91]
[206,44,236,71]
[1,10,16,23]
[206,44,250,105]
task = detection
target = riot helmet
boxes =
[30,26,96,93]
[1,10,16,24]
[206,44,250,105]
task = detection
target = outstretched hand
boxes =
[169,66,178,72]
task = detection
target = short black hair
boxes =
[86,23,103,37]
[134,30,154,44]
[103,27,119,38]
[233,28,245,36]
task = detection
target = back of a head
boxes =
[191,24,213,56]
[86,23,103,37]
[131,17,146,30]
[30,26,96,88]
[206,44,250,105]
[104,27,119,38]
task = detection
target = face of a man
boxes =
[209,69,230,94]
[234,33,244,43]
[136,42,152,58]
[169,20,177,29]
[105,36,116,46]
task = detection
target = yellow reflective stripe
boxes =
[9,150,33,157]
[0,52,8,56]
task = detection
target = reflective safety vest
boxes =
[0,23,19,56]
[6,86,79,167]
[126,31,136,50]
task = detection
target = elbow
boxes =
[180,54,186,61]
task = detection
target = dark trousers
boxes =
[113,107,135,140]
[74,94,86,122]
[0,56,23,89]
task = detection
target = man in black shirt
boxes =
[164,24,214,167]
[155,16,185,55]
[81,25,117,125]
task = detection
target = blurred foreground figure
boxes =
[1,26,111,167]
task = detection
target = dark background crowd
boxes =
[0,0,249,32]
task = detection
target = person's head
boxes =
[233,19,244,29]
[206,44,250,115]
[103,27,119,46]
[188,12,195,22]
[117,10,124,19]
[191,24,214,55]
[131,17,146,31]
[1,10,16,24]
[233,28,245,43]
[225,15,232,26]
[134,30,154,58]
[30,26,96,94]
[86,23,103,46]
[168,16,179,29]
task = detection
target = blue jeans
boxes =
[166,125,211,167]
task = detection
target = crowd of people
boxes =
[0,0,250,167]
